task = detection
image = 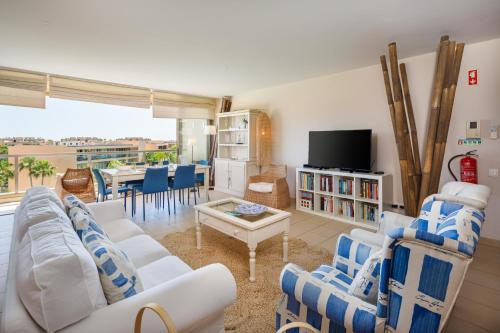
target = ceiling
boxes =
[1,0,500,97]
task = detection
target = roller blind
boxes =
[49,75,151,109]
[152,90,216,119]
[0,68,47,108]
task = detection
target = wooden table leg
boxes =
[283,231,289,263]
[196,211,202,250]
[249,244,257,282]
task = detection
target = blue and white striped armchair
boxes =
[276,194,487,332]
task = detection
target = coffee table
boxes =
[194,198,291,282]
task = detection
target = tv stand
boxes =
[296,168,390,231]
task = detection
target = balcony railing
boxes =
[0,149,177,202]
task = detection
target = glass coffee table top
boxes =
[206,200,276,222]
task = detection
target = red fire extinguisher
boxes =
[447,150,478,184]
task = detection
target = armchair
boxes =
[350,181,491,248]
[277,199,486,332]
[244,164,291,209]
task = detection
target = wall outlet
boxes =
[489,168,499,177]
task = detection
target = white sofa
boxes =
[1,190,237,333]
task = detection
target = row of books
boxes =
[337,199,354,218]
[338,178,353,195]
[319,175,333,192]
[299,172,314,191]
[360,203,378,222]
[360,179,379,200]
[319,196,334,213]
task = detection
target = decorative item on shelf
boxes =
[220,96,232,113]
[241,117,248,129]
[234,203,268,216]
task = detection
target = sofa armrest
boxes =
[62,263,236,333]
[380,211,414,234]
[280,263,383,332]
[87,200,126,225]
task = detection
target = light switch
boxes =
[489,169,499,177]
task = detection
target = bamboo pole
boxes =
[380,56,398,140]
[388,42,417,216]
[400,63,422,192]
[418,38,450,207]
[429,43,465,193]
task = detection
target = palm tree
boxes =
[19,156,37,187]
[32,160,56,185]
[0,159,14,192]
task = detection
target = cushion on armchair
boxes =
[348,249,382,305]
[436,207,484,248]
[248,182,274,193]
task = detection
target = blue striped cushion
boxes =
[68,206,107,240]
[436,208,484,248]
[410,197,465,233]
[81,229,143,304]
[63,194,94,217]
[311,265,353,292]
[348,250,382,305]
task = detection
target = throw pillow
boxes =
[68,206,107,240]
[82,229,144,304]
[17,219,107,332]
[63,194,94,217]
[436,208,484,248]
[348,249,382,305]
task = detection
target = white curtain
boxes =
[0,68,47,108]
[152,90,216,119]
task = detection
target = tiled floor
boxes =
[0,191,499,332]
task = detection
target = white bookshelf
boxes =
[296,168,391,231]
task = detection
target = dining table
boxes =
[100,164,211,200]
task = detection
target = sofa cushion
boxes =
[82,229,144,304]
[18,186,65,212]
[115,235,170,268]
[248,182,273,193]
[138,256,193,289]
[310,264,354,293]
[16,198,70,241]
[348,250,382,305]
[68,206,107,240]
[436,207,484,249]
[63,194,95,217]
[16,218,107,332]
[100,218,144,242]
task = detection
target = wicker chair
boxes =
[244,165,290,209]
[59,168,97,203]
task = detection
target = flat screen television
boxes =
[308,130,372,171]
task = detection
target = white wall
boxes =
[232,38,500,240]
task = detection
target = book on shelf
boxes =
[320,196,334,213]
[337,199,354,218]
[360,179,379,200]
[299,172,314,191]
[360,203,378,222]
[319,175,333,192]
[338,178,353,195]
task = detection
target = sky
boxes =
[0,98,176,140]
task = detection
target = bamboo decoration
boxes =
[380,35,464,216]
[429,43,465,194]
[400,63,421,191]
[418,38,450,208]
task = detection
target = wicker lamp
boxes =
[256,112,272,168]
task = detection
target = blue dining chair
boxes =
[169,165,196,214]
[195,160,209,198]
[92,169,132,211]
[130,167,169,220]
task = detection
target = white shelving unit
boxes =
[214,110,260,196]
[296,168,391,231]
